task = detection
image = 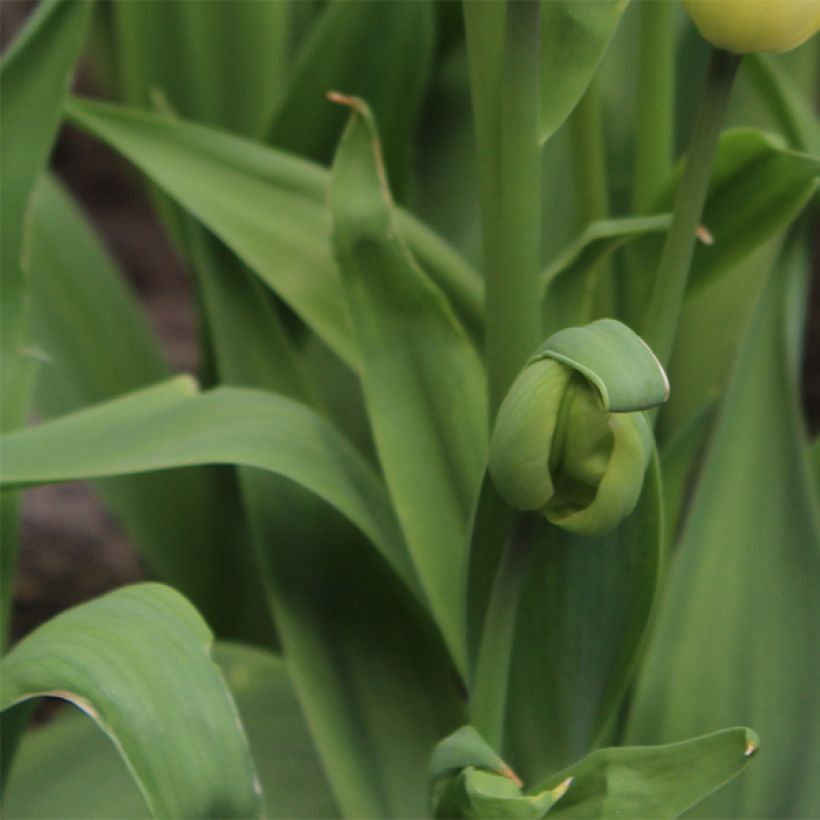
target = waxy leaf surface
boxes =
[0,585,261,819]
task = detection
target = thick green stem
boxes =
[633,0,676,211]
[643,48,741,368]
[569,79,612,322]
[466,0,542,416]
[471,513,538,749]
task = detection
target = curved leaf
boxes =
[1,0,91,356]
[504,456,663,782]
[0,378,416,597]
[540,728,758,819]
[626,128,820,322]
[330,96,487,667]
[539,0,629,144]
[540,215,671,336]
[4,642,338,819]
[0,585,261,819]
[626,237,820,817]
[26,176,268,641]
[64,98,483,362]
[466,457,663,784]
[0,0,91,649]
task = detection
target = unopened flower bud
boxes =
[488,320,668,536]
[683,0,820,54]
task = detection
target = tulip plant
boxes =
[1,0,818,818]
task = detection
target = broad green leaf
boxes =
[330,96,487,667]
[4,643,337,819]
[539,728,758,818]
[268,0,434,199]
[64,98,483,363]
[0,584,261,819]
[539,1,629,144]
[0,378,465,816]
[0,0,90,360]
[0,0,90,650]
[540,215,670,336]
[263,514,465,818]
[503,456,662,782]
[110,0,291,138]
[466,455,663,783]
[626,237,820,817]
[626,129,820,323]
[27,175,271,643]
[659,397,717,546]
[0,378,416,597]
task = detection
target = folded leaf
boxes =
[540,728,758,818]
[626,129,820,323]
[27,175,266,641]
[0,378,416,597]
[1,0,90,359]
[0,584,261,819]
[330,96,487,667]
[0,0,91,650]
[540,215,671,336]
[4,642,339,819]
[626,236,820,817]
[64,98,483,363]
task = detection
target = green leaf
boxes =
[626,129,820,322]
[0,0,91,361]
[540,215,671,336]
[744,53,820,155]
[0,378,416,597]
[503,456,663,782]
[626,237,820,817]
[64,98,483,365]
[330,96,487,667]
[539,1,629,144]
[6,641,338,818]
[0,0,90,651]
[26,175,271,643]
[4,643,338,819]
[0,584,261,819]
[539,728,758,818]
[430,727,571,820]
[268,0,434,200]
[109,0,291,138]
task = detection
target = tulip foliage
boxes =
[0,1,818,818]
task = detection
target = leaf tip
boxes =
[499,764,524,788]
[327,90,360,111]
[553,776,573,799]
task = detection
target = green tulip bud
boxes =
[488,320,668,536]
[683,0,820,54]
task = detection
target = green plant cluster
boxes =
[0,1,818,818]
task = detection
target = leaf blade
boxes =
[0,585,262,819]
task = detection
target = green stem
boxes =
[466,0,542,416]
[471,513,538,749]
[633,0,676,212]
[569,79,612,322]
[643,48,741,368]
